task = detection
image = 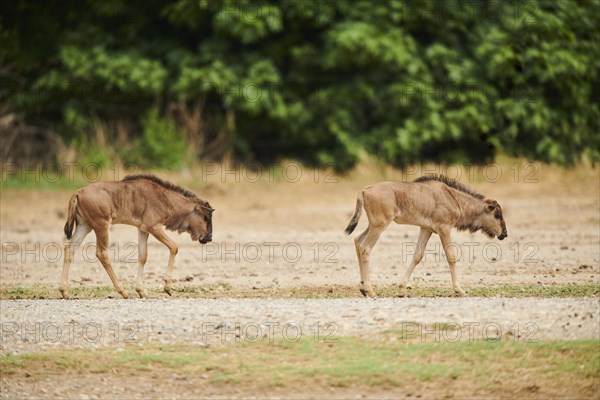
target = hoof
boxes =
[454,290,467,297]
[359,284,376,298]
[59,289,70,299]
[398,285,412,298]
[136,289,148,299]
[360,289,376,298]
[164,289,173,296]
[119,291,129,299]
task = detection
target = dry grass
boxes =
[2,338,598,398]
[1,283,598,300]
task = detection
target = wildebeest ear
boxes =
[484,199,498,213]
[195,201,214,213]
[203,201,214,212]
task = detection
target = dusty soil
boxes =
[1,164,599,293]
[1,297,598,355]
[1,162,599,399]
[2,370,596,400]
[2,298,599,399]
[1,297,598,399]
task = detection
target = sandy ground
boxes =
[1,297,598,356]
[1,164,599,293]
[1,163,599,399]
[1,297,598,399]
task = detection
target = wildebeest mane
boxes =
[414,174,485,200]
[123,174,198,199]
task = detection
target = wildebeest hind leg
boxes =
[354,228,369,296]
[356,224,388,298]
[94,227,129,299]
[135,230,150,298]
[60,223,91,299]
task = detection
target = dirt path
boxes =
[1,297,598,356]
[1,182,599,293]
[1,164,599,399]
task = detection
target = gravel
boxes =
[1,298,598,355]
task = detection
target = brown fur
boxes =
[60,175,214,299]
[345,175,507,297]
[414,175,485,200]
[122,174,199,200]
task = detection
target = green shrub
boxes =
[139,109,189,169]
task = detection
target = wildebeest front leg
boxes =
[439,229,466,297]
[399,228,432,297]
[135,230,149,298]
[148,225,178,296]
[94,227,129,299]
[60,223,92,299]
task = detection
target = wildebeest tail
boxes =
[344,191,364,235]
[64,193,78,239]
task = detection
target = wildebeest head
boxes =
[188,200,214,244]
[481,199,507,240]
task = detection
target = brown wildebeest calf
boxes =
[344,175,507,297]
[61,174,214,299]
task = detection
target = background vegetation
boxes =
[1,0,598,170]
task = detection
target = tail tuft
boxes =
[64,220,74,239]
[64,193,78,239]
[344,191,364,235]
[344,220,358,235]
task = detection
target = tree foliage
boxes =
[1,0,598,169]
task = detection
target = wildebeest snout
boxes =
[498,231,507,240]
[199,235,212,244]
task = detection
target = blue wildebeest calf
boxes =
[62,174,214,299]
[344,175,507,297]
